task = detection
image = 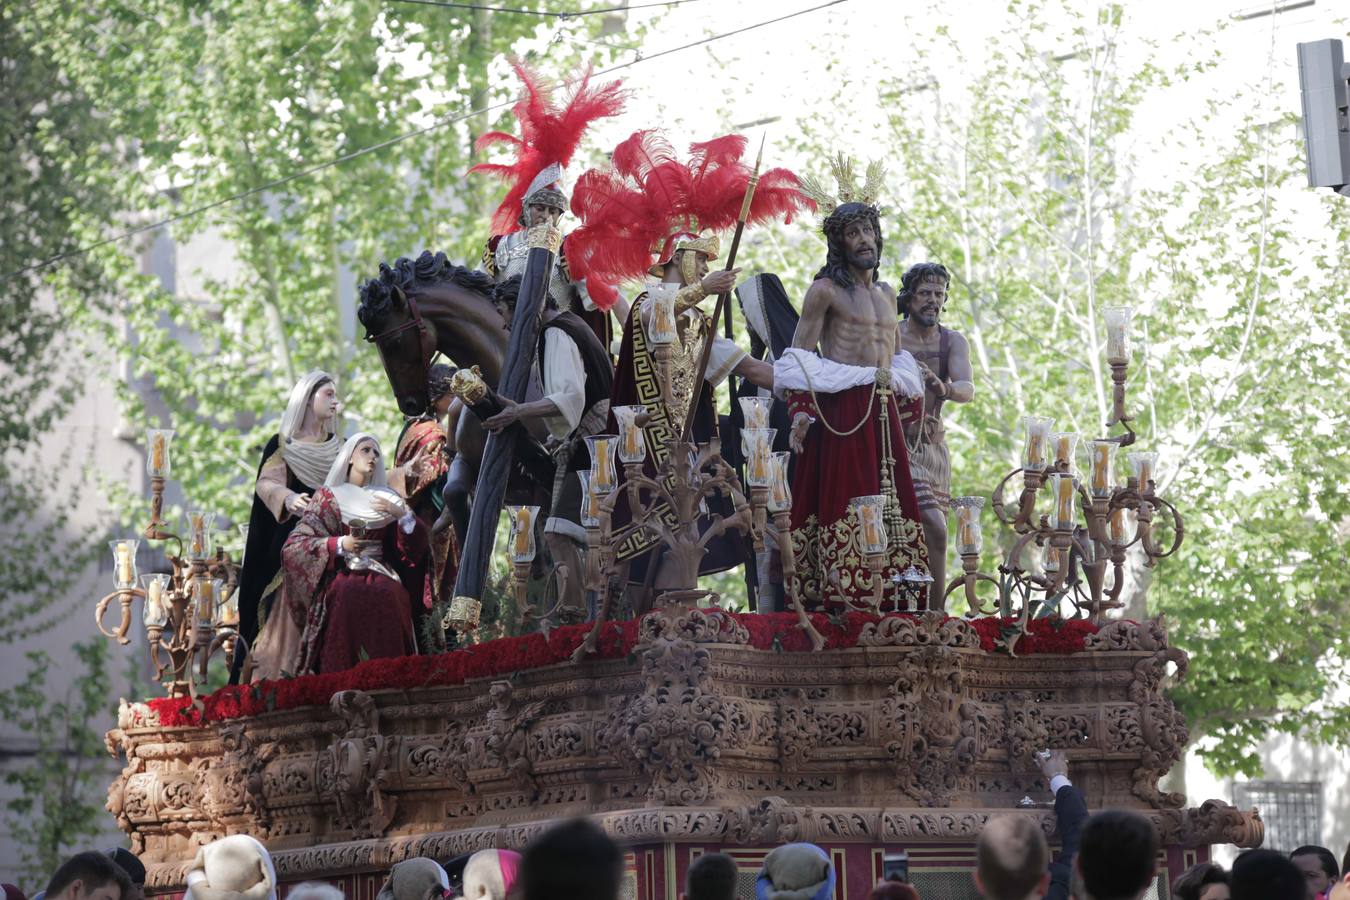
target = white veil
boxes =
[324,432,400,527]
[278,370,341,490]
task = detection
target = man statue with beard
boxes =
[778,161,931,611]
[898,262,974,608]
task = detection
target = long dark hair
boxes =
[813,202,883,289]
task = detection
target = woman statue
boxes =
[283,433,428,674]
[233,371,341,683]
[388,364,462,647]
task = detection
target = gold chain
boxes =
[787,353,878,437]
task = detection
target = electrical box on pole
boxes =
[1296,38,1350,196]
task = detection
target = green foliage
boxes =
[774,0,1350,775]
[0,641,114,887]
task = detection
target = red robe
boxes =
[282,488,428,674]
[781,359,930,612]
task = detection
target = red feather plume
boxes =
[468,60,627,237]
[567,131,815,310]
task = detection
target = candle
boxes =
[768,452,792,512]
[739,397,772,430]
[1103,307,1132,365]
[1051,473,1076,529]
[1128,451,1157,491]
[184,511,215,560]
[647,284,678,345]
[614,406,647,464]
[577,472,601,528]
[147,577,163,617]
[1089,440,1115,496]
[116,542,134,586]
[586,435,617,493]
[145,428,174,478]
[217,591,239,627]
[745,429,775,488]
[853,496,888,555]
[952,498,984,555]
[1023,416,1054,470]
[195,579,215,626]
[1109,507,1130,544]
[1044,545,1062,573]
[1051,432,1079,470]
[508,505,538,563]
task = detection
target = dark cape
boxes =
[229,435,307,684]
[607,298,747,583]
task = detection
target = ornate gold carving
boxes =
[857,610,982,648]
[320,691,398,838]
[447,368,488,407]
[879,646,977,806]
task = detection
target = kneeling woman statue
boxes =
[282,433,429,675]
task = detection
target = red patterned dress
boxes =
[282,487,428,674]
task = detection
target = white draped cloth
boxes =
[773,347,924,399]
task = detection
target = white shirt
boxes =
[540,327,587,441]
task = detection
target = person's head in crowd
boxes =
[183,835,277,900]
[519,819,621,900]
[683,854,737,900]
[1172,862,1230,900]
[1076,810,1159,900]
[974,815,1049,900]
[5,884,30,900]
[44,852,133,900]
[867,882,920,900]
[1231,850,1305,900]
[1292,847,1341,900]
[286,885,346,900]
[377,859,449,900]
[462,850,521,900]
[755,843,835,900]
[104,849,146,900]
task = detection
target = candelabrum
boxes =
[574,391,825,656]
[95,430,241,697]
[946,306,1184,641]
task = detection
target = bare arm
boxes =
[732,355,774,390]
[946,331,975,403]
[791,280,833,350]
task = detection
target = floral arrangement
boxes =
[145,613,1103,727]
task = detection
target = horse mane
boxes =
[357,250,496,331]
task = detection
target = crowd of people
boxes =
[7,752,1344,900]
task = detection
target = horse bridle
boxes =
[364,286,436,399]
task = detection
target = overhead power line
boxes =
[9,0,847,280]
[390,0,701,16]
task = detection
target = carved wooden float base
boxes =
[106,610,1263,894]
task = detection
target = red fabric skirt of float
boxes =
[789,384,930,612]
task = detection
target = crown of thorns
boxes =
[797,153,887,219]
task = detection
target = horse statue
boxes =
[356,250,541,548]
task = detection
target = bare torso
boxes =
[794,278,899,368]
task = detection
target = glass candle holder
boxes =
[194,578,222,628]
[184,511,215,560]
[851,495,889,556]
[743,428,776,488]
[952,496,985,556]
[577,471,601,529]
[1049,473,1077,529]
[140,574,171,628]
[145,428,175,478]
[1109,506,1131,545]
[645,282,678,345]
[1103,306,1132,365]
[586,435,618,494]
[1087,440,1117,497]
[1128,451,1158,491]
[215,589,239,629]
[768,452,792,513]
[613,405,648,464]
[507,505,540,564]
[1044,544,1063,574]
[1022,416,1054,471]
[739,396,773,431]
[109,539,140,590]
[1051,432,1080,472]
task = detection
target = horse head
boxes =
[357,251,505,416]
